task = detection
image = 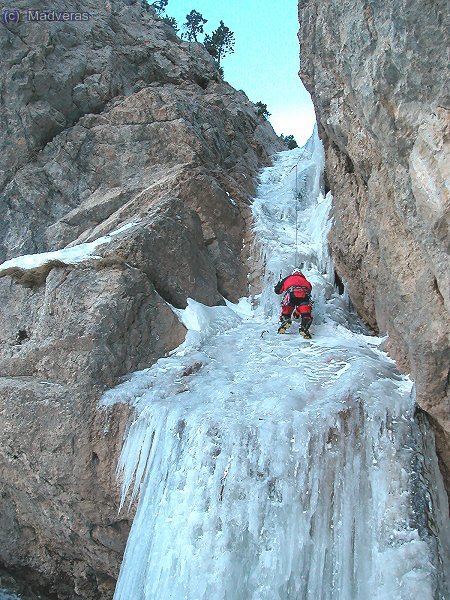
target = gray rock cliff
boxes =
[298,0,449,491]
[0,1,281,597]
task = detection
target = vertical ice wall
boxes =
[105,130,449,599]
[251,130,340,329]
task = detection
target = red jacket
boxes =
[274,273,312,295]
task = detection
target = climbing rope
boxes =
[289,147,309,269]
[295,164,299,267]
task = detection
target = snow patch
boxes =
[0,222,138,274]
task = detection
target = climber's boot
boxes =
[277,319,291,334]
[300,328,312,339]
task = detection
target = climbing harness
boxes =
[286,285,311,302]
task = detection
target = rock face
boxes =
[298,0,449,489]
[0,1,281,597]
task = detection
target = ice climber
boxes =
[275,268,313,338]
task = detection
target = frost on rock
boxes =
[104,129,449,600]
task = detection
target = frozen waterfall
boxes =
[102,130,449,600]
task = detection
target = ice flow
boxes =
[104,130,449,599]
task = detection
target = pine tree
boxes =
[162,15,178,32]
[283,134,298,149]
[204,21,235,67]
[183,10,208,42]
[151,0,168,16]
[255,102,271,120]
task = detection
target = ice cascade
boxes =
[104,129,449,599]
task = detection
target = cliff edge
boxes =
[299,0,449,490]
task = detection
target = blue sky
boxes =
[165,0,316,145]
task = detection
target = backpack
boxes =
[285,285,311,306]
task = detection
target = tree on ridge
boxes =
[183,10,208,42]
[151,0,168,15]
[204,20,235,67]
[282,134,298,149]
[256,102,271,120]
[163,15,179,32]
